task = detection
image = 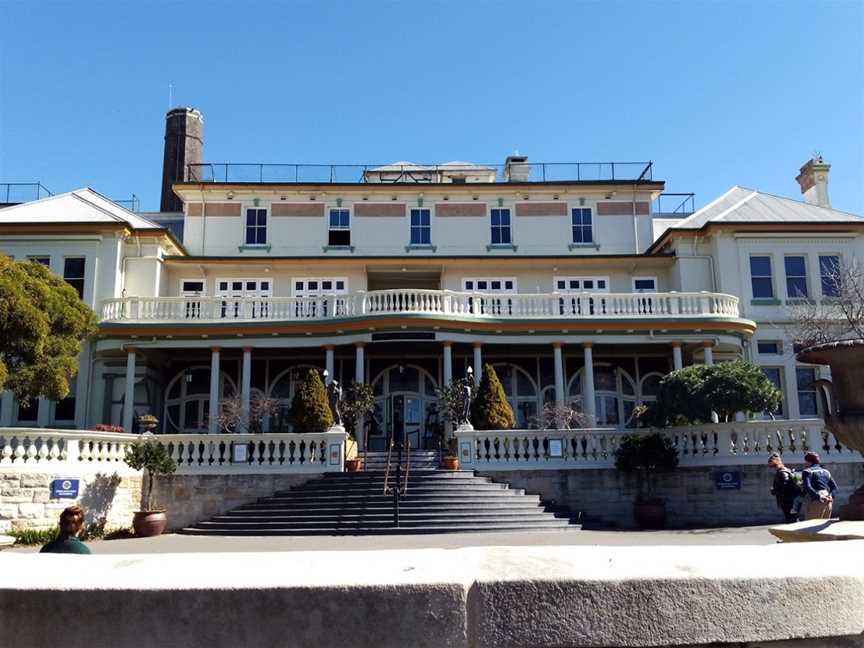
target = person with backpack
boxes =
[801,452,839,520]
[768,453,801,523]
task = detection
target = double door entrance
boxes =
[388,394,425,450]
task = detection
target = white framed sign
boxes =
[548,439,564,458]
[232,443,249,463]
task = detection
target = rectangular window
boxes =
[328,209,351,246]
[761,367,784,418]
[819,255,840,297]
[750,255,773,299]
[54,378,76,422]
[571,208,593,244]
[245,208,267,245]
[796,367,819,417]
[63,257,85,299]
[181,280,205,294]
[28,256,50,266]
[410,208,431,245]
[554,276,609,293]
[784,255,808,298]
[16,400,38,423]
[757,341,782,355]
[461,277,516,293]
[490,208,512,245]
[293,278,348,296]
[632,277,657,292]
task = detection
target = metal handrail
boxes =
[382,429,410,529]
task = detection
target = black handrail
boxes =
[382,429,410,528]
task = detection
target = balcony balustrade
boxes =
[101,289,741,324]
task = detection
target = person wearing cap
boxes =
[767,453,801,523]
[39,505,92,554]
[801,452,838,520]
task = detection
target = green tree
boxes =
[0,257,97,405]
[123,440,177,511]
[341,380,375,437]
[655,361,781,425]
[471,364,516,430]
[290,368,334,433]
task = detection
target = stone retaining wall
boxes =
[0,471,142,533]
[155,473,320,529]
[479,461,864,528]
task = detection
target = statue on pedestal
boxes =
[327,379,343,427]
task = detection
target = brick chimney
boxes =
[795,156,831,208]
[160,107,204,212]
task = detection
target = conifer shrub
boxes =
[290,368,334,433]
[470,364,516,430]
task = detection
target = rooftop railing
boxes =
[184,161,655,184]
[0,182,53,204]
[654,193,696,217]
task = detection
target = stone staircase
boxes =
[181,462,575,536]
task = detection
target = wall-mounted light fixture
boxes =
[227,191,234,200]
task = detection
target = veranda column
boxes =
[442,341,453,386]
[552,343,565,407]
[472,342,482,385]
[122,347,136,433]
[240,347,252,432]
[582,343,596,426]
[672,342,684,370]
[325,345,335,384]
[208,347,221,434]
[703,341,714,366]
[354,342,365,447]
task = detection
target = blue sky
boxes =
[1,1,862,213]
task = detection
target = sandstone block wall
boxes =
[479,461,864,528]
[0,471,142,533]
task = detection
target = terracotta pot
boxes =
[345,458,364,473]
[441,456,459,470]
[633,499,666,529]
[133,511,167,537]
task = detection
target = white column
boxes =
[553,343,565,407]
[354,343,365,448]
[703,342,714,366]
[240,347,252,432]
[208,347,221,434]
[672,342,683,370]
[582,343,596,426]
[472,343,482,385]
[122,347,136,433]
[442,342,453,386]
[325,346,335,384]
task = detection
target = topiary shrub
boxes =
[471,364,516,430]
[290,368,334,433]
[123,440,176,511]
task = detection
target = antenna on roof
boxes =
[168,83,174,109]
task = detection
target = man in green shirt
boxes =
[39,505,92,555]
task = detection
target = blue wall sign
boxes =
[714,471,741,490]
[51,479,80,499]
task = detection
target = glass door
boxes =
[404,397,422,449]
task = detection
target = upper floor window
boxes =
[749,255,773,299]
[796,367,819,417]
[571,208,593,244]
[63,257,85,299]
[632,277,657,292]
[328,209,351,246]
[181,280,205,295]
[555,276,609,293]
[245,208,267,245]
[757,341,782,355]
[410,208,431,245]
[293,277,348,296]
[819,255,841,297]
[28,256,50,266]
[490,208,511,245]
[784,255,808,298]
[462,278,516,292]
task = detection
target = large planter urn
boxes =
[633,498,667,529]
[132,511,168,537]
[797,339,864,520]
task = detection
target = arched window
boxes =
[637,372,664,428]
[368,364,440,449]
[164,366,236,434]
[491,363,539,429]
[267,364,321,432]
[566,364,637,428]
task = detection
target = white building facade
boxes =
[1,155,861,451]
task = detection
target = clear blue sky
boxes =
[1,1,862,214]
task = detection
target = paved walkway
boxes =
[7,525,777,554]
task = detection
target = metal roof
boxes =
[0,188,162,230]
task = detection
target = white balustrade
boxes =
[100,290,741,324]
[0,428,140,474]
[455,420,862,470]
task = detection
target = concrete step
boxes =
[209,511,555,524]
[194,517,568,530]
[232,501,547,514]
[293,483,511,494]
[180,524,576,536]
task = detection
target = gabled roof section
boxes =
[0,188,162,230]
[648,186,864,253]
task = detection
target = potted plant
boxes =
[614,432,679,528]
[441,437,460,470]
[136,414,158,433]
[340,381,375,472]
[123,439,177,537]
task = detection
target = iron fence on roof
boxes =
[184,161,654,184]
[654,193,695,216]
[0,182,53,204]
[111,194,141,212]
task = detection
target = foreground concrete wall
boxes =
[1,543,862,648]
[156,473,320,528]
[480,461,864,528]
[0,471,141,533]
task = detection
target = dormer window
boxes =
[328,209,351,246]
[245,208,267,245]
